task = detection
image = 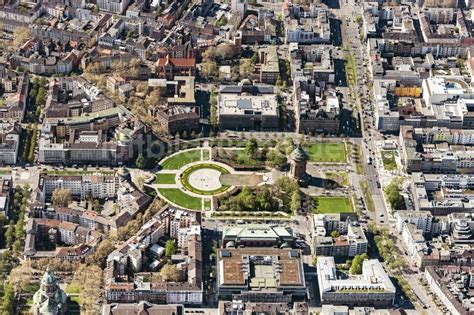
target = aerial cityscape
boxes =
[0,0,473,314]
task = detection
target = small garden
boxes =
[381,150,397,171]
[384,178,406,210]
[213,137,298,170]
[216,177,300,214]
[324,171,350,187]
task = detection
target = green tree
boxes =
[155,5,163,15]
[5,224,14,248]
[1,282,14,314]
[39,77,47,87]
[29,88,38,100]
[12,239,21,257]
[275,77,282,87]
[165,240,177,257]
[268,150,287,170]
[136,154,146,169]
[245,138,258,159]
[388,256,407,273]
[350,253,368,275]
[210,88,218,127]
[35,106,41,119]
[35,87,46,106]
[256,187,273,211]
[0,214,6,240]
[93,200,101,213]
[0,214,7,225]
[274,176,299,194]
[330,230,340,238]
[215,16,228,27]
[290,191,301,213]
[384,179,406,210]
[250,51,259,64]
[284,137,294,151]
[236,187,256,210]
[345,259,352,269]
[15,218,24,240]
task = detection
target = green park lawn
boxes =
[312,196,354,214]
[158,188,202,210]
[305,143,346,163]
[155,173,176,184]
[235,150,262,165]
[203,199,212,211]
[159,149,201,170]
[381,151,397,171]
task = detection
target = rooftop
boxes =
[317,256,396,295]
[217,248,305,290]
[218,83,278,116]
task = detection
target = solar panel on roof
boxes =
[290,250,298,258]
[237,99,252,110]
[221,250,231,257]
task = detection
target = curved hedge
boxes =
[180,163,230,195]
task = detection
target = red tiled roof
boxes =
[156,57,196,67]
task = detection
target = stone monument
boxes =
[289,144,309,183]
[32,267,68,315]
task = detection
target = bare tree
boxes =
[160,263,181,282]
[215,43,235,61]
[12,27,32,50]
[9,263,32,294]
[202,60,219,79]
[239,59,253,78]
[51,188,72,207]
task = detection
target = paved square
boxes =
[187,168,223,191]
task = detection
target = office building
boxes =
[217,248,306,302]
[317,256,396,306]
[217,80,279,130]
